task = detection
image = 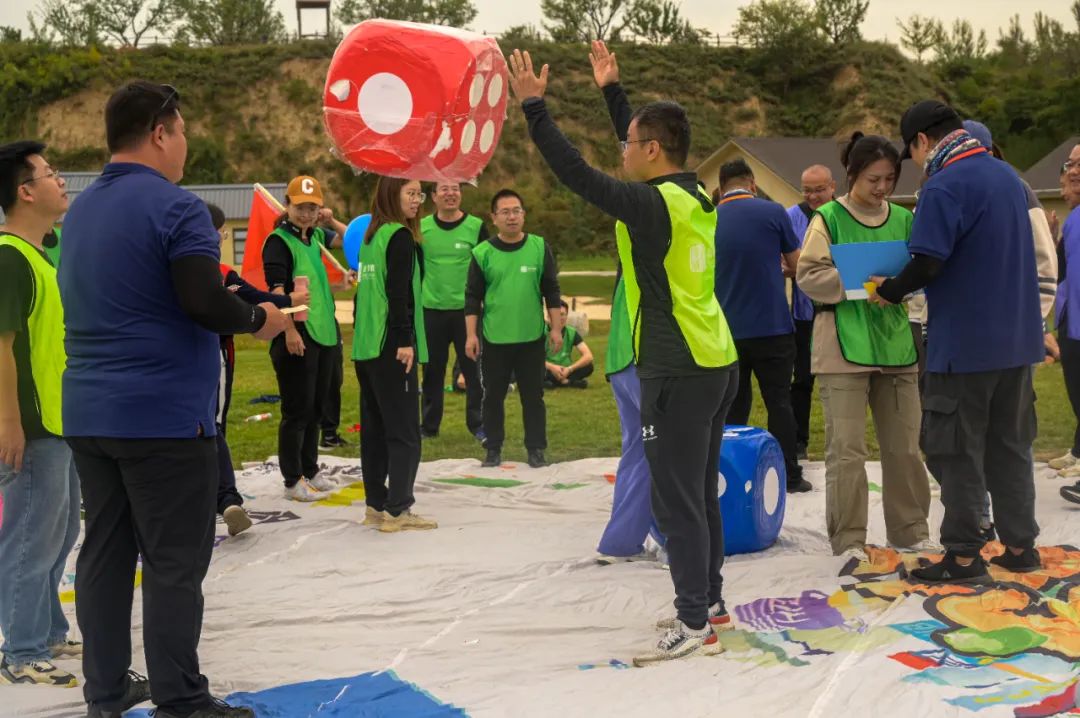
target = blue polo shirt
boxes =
[714,191,800,340]
[908,152,1043,373]
[785,203,815,322]
[59,163,222,438]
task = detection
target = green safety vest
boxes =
[0,234,65,435]
[605,274,634,376]
[614,183,737,368]
[352,222,428,363]
[419,214,483,310]
[817,201,918,367]
[273,226,337,347]
[472,234,546,344]
[45,227,61,268]
[545,324,579,366]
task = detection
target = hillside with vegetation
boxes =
[0,16,1076,254]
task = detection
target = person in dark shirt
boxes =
[206,203,301,537]
[464,189,564,469]
[352,176,437,533]
[419,181,489,440]
[59,81,287,718]
[261,175,350,502]
[713,158,809,493]
[507,42,739,665]
[544,299,594,388]
[0,141,81,689]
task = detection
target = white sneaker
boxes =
[657,602,732,631]
[307,474,338,492]
[362,506,384,526]
[283,478,329,502]
[1059,465,1080,479]
[839,547,868,563]
[633,621,723,667]
[889,539,942,553]
[1049,452,1078,471]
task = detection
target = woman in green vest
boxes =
[796,133,932,561]
[263,175,348,502]
[353,176,437,533]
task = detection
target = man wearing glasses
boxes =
[464,189,563,469]
[0,142,83,690]
[786,165,835,458]
[419,181,489,441]
[59,81,287,718]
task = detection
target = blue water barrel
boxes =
[650,425,787,555]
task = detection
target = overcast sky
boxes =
[1,0,1074,44]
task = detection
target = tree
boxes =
[625,0,703,45]
[733,0,820,56]
[1033,11,1067,56]
[336,0,478,27]
[936,18,987,66]
[896,14,942,63]
[996,14,1031,62]
[28,0,102,45]
[0,26,22,43]
[174,0,286,45]
[541,0,630,43]
[500,24,545,46]
[814,0,867,45]
[87,0,180,48]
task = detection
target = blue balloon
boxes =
[343,214,372,271]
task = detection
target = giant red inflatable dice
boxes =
[323,20,509,183]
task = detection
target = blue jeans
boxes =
[0,437,81,665]
[597,365,655,556]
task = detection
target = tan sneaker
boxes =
[362,506,384,526]
[1059,464,1080,479]
[223,505,253,537]
[1049,452,1078,471]
[0,657,77,687]
[378,510,438,533]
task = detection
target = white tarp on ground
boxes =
[7,457,1080,718]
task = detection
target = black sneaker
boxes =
[909,552,990,585]
[796,443,808,461]
[989,547,1042,573]
[527,450,548,468]
[787,478,812,493]
[319,434,349,449]
[1061,482,1080,505]
[979,523,997,543]
[420,428,439,440]
[156,696,254,718]
[86,670,151,716]
[481,448,501,467]
[569,379,589,389]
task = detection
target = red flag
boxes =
[240,185,346,291]
[239,188,280,291]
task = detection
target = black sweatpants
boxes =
[1060,334,1080,457]
[642,365,739,629]
[320,338,344,438]
[422,309,483,435]
[270,327,336,487]
[355,345,421,516]
[729,334,803,485]
[480,338,546,452]
[68,437,217,716]
[791,318,815,449]
[545,363,594,386]
[921,366,1039,557]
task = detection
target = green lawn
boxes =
[225,323,1075,467]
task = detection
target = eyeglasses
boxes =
[21,167,61,185]
[436,186,461,194]
[405,191,426,202]
[803,185,831,195]
[620,138,658,152]
[495,208,524,217]
[1062,160,1080,173]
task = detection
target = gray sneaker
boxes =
[633,621,723,667]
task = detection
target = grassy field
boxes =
[224,321,1076,467]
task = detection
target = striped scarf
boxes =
[924,129,983,178]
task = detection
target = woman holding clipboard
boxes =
[795,133,931,561]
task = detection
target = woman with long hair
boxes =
[262,175,349,502]
[795,133,932,561]
[353,176,437,532]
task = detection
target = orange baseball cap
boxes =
[287,175,324,207]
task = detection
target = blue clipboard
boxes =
[830,240,914,299]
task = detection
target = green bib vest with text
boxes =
[817,201,917,367]
[614,183,737,368]
[273,226,337,347]
[0,234,65,435]
[472,234,546,344]
[419,214,482,310]
[545,325,579,366]
[352,223,428,362]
